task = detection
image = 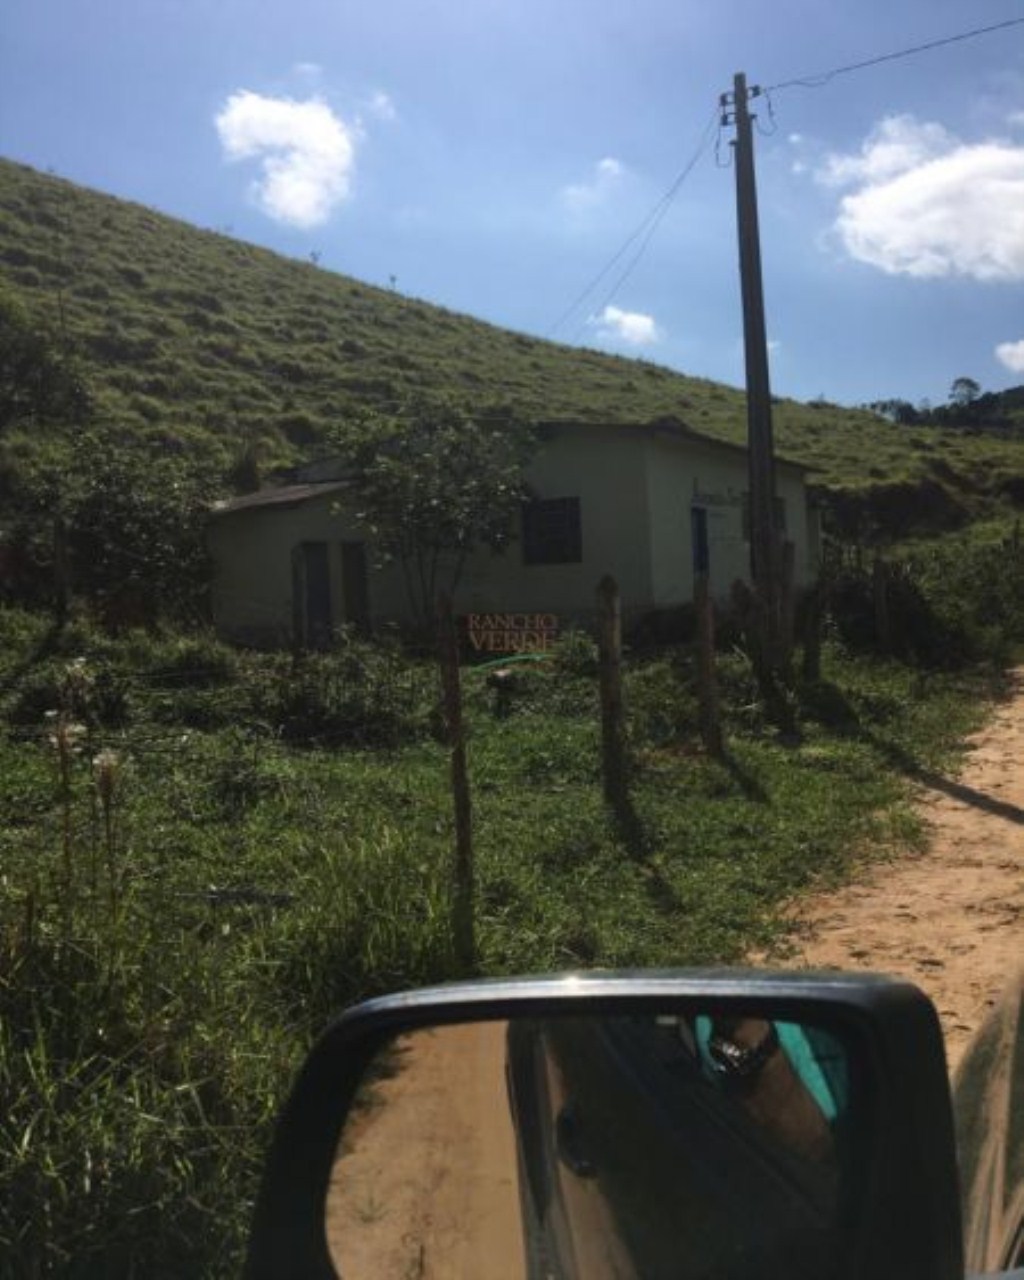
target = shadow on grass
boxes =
[721,750,770,803]
[609,792,651,859]
[868,734,1024,827]
[800,676,1024,828]
[607,793,687,916]
[0,617,65,699]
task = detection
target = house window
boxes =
[741,493,786,542]
[522,497,582,565]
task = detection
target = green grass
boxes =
[0,606,1002,1275]
[2,157,1023,542]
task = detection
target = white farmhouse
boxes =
[207,419,818,648]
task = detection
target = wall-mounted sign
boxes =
[692,479,744,509]
[464,612,560,654]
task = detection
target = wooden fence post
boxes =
[596,576,629,812]
[694,574,724,758]
[436,592,475,973]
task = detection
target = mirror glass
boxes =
[325,1011,863,1279]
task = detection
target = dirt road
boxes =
[326,1022,526,1280]
[777,668,1024,1073]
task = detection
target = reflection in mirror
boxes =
[326,1012,860,1279]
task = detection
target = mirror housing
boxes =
[244,970,961,1280]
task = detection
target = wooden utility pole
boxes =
[723,72,783,666]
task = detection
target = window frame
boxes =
[521,496,583,566]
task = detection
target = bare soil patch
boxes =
[775,668,1024,1073]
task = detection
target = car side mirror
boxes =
[244,970,963,1280]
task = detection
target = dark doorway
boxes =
[691,506,710,579]
[340,541,371,634]
[292,541,332,650]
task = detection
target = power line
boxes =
[766,16,1024,93]
[548,106,719,341]
[550,17,1024,344]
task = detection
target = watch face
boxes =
[709,1023,780,1077]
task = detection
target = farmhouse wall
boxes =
[208,422,819,646]
[208,492,408,647]
[456,426,655,617]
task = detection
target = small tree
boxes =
[868,398,919,426]
[0,282,90,433]
[349,396,536,631]
[12,430,214,627]
[949,377,981,409]
[63,438,215,627]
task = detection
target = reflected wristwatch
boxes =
[708,1021,780,1080]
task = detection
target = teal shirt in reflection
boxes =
[695,1018,848,1123]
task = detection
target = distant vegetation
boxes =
[866,376,1024,432]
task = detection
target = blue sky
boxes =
[2,0,1023,408]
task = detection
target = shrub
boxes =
[7,657,130,730]
[6,665,64,726]
[551,627,598,678]
[144,634,239,689]
[625,658,697,748]
[250,637,428,748]
[827,536,1024,668]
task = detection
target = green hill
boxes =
[1,157,1023,539]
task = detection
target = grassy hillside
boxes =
[1,156,1023,534]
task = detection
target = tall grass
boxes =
[0,605,1005,1273]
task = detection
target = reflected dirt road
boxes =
[326,1022,527,1279]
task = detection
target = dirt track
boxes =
[776,668,1024,1073]
[326,1022,526,1280]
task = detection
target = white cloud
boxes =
[215,90,357,229]
[366,90,397,122]
[818,116,953,188]
[561,157,625,211]
[292,62,323,83]
[819,114,1024,281]
[996,339,1024,373]
[590,305,660,346]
